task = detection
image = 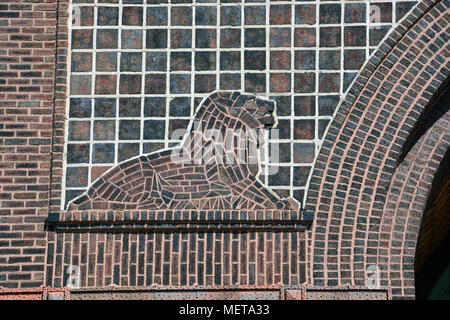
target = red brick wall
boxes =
[0,0,57,288]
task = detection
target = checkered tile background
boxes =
[64,0,418,209]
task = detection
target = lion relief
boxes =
[68,91,299,211]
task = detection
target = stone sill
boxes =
[47,209,314,232]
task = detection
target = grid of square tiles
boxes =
[65,0,418,209]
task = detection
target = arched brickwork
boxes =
[379,110,449,299]
[305,0,450,297]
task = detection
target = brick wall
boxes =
[0,0,57,288]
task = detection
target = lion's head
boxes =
[195,91,277,130]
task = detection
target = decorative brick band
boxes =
[305,0,449,297]
[378,110,449,298]
[45,228,308,288]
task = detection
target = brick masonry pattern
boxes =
[305,0,449,299]
[0,0,58,288]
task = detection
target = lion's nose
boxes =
[256,99,274,113]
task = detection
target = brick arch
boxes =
[305,0,449,293]
[379,110,449,299]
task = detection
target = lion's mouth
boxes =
[258,113,276,127]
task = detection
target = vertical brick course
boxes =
[0,0,57,288]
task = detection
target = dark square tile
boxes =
[76,7,94,26]
[118,143,140,162]
[293,190,304,204]
[66,167,89,188]
[170,74,191,94]
[220,51,240,70]
[371,3,392,23]
[270,4,291,25]
[93,120,115,140]
[395,1,417,22]
[96,29,118,49]
[93,143,115,163]
[268,166,290,186]
[97,6,119,26]
[171,6,192,26]
[220,29,240,48]
[344,72,357,92]
[146,52,167,71]
[144,120,165,139]
[147,6,168,26]
[170,29,192,48]
[344,26,366,46]
[270,95,291,116]
[319,73,340,93]
[170,97,191,116]
[119,74,142,94]
[293,143,315,163]
[294,120,315,140]
[65,190,84,209]
[71,52,92,72]
[220,5,241,26]
[270,73,291,93]
[345,3,366,23]
[244,73,266,93]
[293,166,311,186]
[169,119,190,139]
[270,50,290,70]
[71,75,91,95]
[195,74,216,93]
[319,50,340,70]
[244,50,266,70]
[244,5,265,25]
[219,73,241,90]
[68,120,90,141]
[195,51,216,71]
[270,28,291,47]
[120,52,142,72]
[294,96,315,116]
[319,3,341,24]
[294,73,315,93]
[94,98,115,117]
[244,28,265,47]
[121,30,143,49]
[96,52,117,71]
[275,119,290,139]
[196,29,216,48]
[70,98,91,118]
[145,74,166,94]
[369,26,390,46]
[143,142,164,154]
[344,49,366,70]
[295,4,315,25]
[318,95,340,116]
[119,120,141,140]
[67,143,90,164]
[144,97,166,117]
[170,52,191,71]
[72,29,93,49]
[122,6,143,26]
[294,28,315,47]
[318,119,330,139]
[146,29,168,48]
[294,50,315,70]
[275,143,291,163]
[119,98,141,117]
[195,6,217,25]
[320,27,341,47]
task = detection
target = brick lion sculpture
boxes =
[68,91,299,211]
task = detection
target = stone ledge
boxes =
[47,210,314,232]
